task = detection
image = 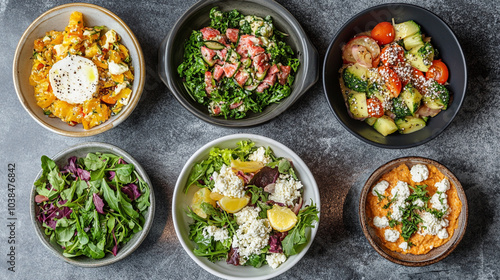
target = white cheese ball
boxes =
[49,55,99,104]
[435,178,451,193]
[384,229,400,243]
[413,198,425,208]
[437,228,449,239]
[430,192,449,212]
[373,216,389,228]
[371,180,389,197]
[399,241,408,251]
[410,164,429,183]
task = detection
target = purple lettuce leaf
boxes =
[121,183,141,201]
[37,203,73,230]
[269,232,288,253]
[249,167,279,188]
[118,158,128,165]
[227,247,240,266]
[111,228,118,256]
[93,193,105,214]
[108,171,116,181]
[77,168,91,181]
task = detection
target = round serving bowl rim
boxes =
[358,156,468,266]
[30,141,156,267]
[322,3,467,149]
[13,2,146,137]
[172,133,321,279]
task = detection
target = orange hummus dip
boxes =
[366,164,462,255]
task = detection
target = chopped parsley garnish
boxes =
[374,189,386,201]
[383,193,397,209]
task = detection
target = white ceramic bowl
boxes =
[13,3,145,137]
[173,134,321,279]
[30,142,155,267]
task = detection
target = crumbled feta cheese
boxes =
[108,61,129,75]
[212,164,245,198]
[232,207,272,259]
[114,82,128,95]
[248,147,270,165]
[203,225,229,242]
[371,180,389,197]
[102,29,117,50]
[53,44,66,56]
[430,192,449,212]
[410,164,429,183]
[384,229,400,242]
[234,206,260,226]
[419,212,449,236]
[268,174,302,206]
[390,181,411,222]
[373,216,389,228]
[435,178,450,193]
[43,36,51,43]
[437,228,449,239]
[399,241,408,251]
[266,253,287,269]
[413,198,425,208]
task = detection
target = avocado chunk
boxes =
[395,116,426,134]
[394,20,421,40]
[403,32,424,51]
[348,91,369,119]
[373,115,398,136]
[400,84,423,115]
[405,42,434,72]
[343,64,369,92]
[423,80,450,110]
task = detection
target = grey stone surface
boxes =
[0,0,499,279]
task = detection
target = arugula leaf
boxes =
[101,179,120,213]
[282,202,319,256]
[84,153,106,171]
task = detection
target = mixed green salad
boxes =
[185,141,319,269]
[178,7,300,119]
[34,153,150,259]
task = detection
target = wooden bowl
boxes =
[359,157,468,266]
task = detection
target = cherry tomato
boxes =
[380,44,405,66]
[367,98,384,118]
[378,66,402,98]
[426,60,449,85]
[371,22,395,45]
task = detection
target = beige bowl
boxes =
[13,3,145,137]
[359,157,468,266]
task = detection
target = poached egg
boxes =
[49,55,99,104]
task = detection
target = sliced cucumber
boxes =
[245,84,258,91]
[400,84,422,115]
[403,33,424,51]
[343,64,369,92]
[348,91,369,119]
[241,57,251,68]
[365,117,378,126]
[373,115,398,136]
[204,41,225,50]
[394,20,420,40]
[225,49,240,64]
[255,70,267,81]
[395,116,426,134]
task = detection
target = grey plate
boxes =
[30,142,155,267]
[158,0,319,127]
[323,3,467,148]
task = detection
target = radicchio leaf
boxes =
[269,232,288,253]
[112,228,118,256]
[121,183,141,201]
[118,158,128,165]
[93,193,105,214]
[227,247,240,266]
[37,203,73,230]
[108,171,116,180]
[62,156,78,175]
[266,200,286,207]
[77,168,91,181]
[236,171,254,184]
[249,166,279,188]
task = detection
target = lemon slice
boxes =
[231,159,264,173]
[267,204,298,232]
[218,195,250,213]
[209,191,224,201]
[191,188,216,218]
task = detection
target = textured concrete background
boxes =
[0,0,498,279]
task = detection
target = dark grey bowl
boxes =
[323,3,467,148]
[30,142,155,267]
[158,0,319,127]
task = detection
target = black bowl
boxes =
[158,0,319,127]
[323,3,467,148]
